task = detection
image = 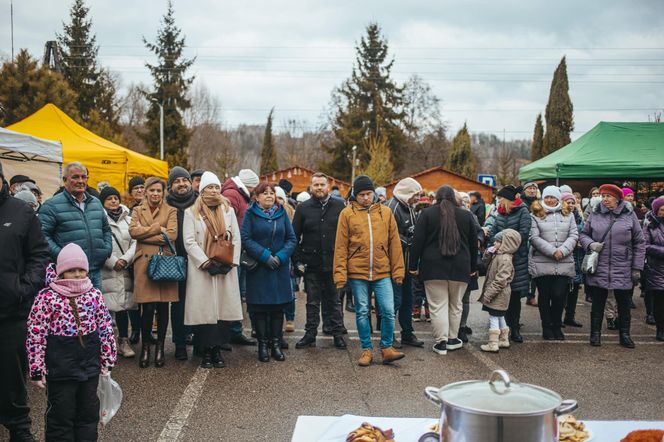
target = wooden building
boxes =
[260,165,351,195]
[384,166,494,202]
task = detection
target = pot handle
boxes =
[555,399,578,415]
[424,386,443,407]
[489,369,511,388]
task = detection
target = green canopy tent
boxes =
[519,122,664,182]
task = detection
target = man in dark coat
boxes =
[469,191,486,226]
[0,162,50,442]
[165,167,198,360]
[38,162,111,290]
[386,178,425,348]
[292,173,347,349]
[487,185,532,343]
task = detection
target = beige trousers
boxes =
[605,289,617,319]
[424,280,468,342]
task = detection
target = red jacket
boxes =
[222,178,252,226]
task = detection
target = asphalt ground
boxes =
[4,285,663,441]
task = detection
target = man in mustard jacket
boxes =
[333,175,405,367]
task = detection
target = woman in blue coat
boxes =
[241,182,297,362]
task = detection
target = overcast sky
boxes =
[2,0,663,141]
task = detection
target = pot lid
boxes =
[435,370,562,415]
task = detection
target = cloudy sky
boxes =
[2,0,663,140]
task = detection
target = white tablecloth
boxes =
[291,415,664,442]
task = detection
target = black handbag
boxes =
[148,233,187,282]
[241,218,277,271]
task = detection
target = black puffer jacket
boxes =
[488,201,531,295]
[386,197,417,267]
[471,199,486,225]
[0,181,50,322]
[292,196,345,273]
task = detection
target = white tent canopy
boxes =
[0,127,63,196]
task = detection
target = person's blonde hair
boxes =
[531,199,571,219]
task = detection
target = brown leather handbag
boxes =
[199,210,234,266]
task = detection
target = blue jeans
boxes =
[350,278,395,349]
[89,270,102,291]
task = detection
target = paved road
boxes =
[4,287,663,441]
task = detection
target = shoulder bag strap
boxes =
[599,214,619,243]
[162,232,176,255]
[111,232,125,255]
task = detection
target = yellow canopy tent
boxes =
[7,104,168,192]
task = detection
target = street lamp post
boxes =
[150,98,164,160]
[350,145,357,184]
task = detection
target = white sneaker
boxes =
[446,338,463,351]
[118,337,135,358]
[432,341,447,355]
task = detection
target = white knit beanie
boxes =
[542,185,561,201]
[559,184,573,194]
[296,191,311,203]
[275,186,287,201]
[238,169,259,188]
[393,177,422,204]
[199,171,221,192]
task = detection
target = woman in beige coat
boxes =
[183,172,243,369]
[129,176,178,368]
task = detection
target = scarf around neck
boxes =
[49,278,94,298]
[167,189,197,210]
[107,207,123,222]
[541,200,562,213]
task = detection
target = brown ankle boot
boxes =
[357,349,373,367]
[381,347,405,365]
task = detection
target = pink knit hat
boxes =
[56,243,89,275]
[622,187,634,198]
[561,192,576,203]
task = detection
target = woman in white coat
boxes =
[183,172,243,369]
[100,186,138,358]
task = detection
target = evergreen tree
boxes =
[531,113,544,160]
[359,134,394,185]
[142,0,195,167]
[322,23,408,180]
[0,49,79,126]
[260,108,278,174]
[58,0,121,138]
[542,57,574,155]
[447,123,476,179]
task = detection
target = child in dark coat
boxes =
[26,243,116,441]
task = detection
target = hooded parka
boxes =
[480,229,522,312]
[101,205,137,311]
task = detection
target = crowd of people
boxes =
[1,158,663,441]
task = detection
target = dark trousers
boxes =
[171,283,191,347]
[0,321,31,433]
[412,278,428,309]
[644,290,654,316]
[194,321,231,348]
[392,274,415,337]
[535,276,570,328]
[506,290,524,330]
[652,289,664,328]
[460,285,472,328]
[527,279,537,300]
[590,287,632,325]
[45,375,99,442]
[252,307,285,340]
[565,283,580,319]
[141,302,169,342]
[303,272,345,337]
[115,309,140,338]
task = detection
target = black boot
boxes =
[401,333,425,347]
[129,330,140,345]
[200,348,213,369]
[231,332,257,346]
[619,317,635,349]
[542,326,555,340]
[139,343,151,368]
[280,337,289,349]
[656,327,664,342]
[8,426,36,442]
[270,338,286,361]
[154,340,165,367]
[210,346,226,368]
[174,345,188,361]
[590,314,603,346]
[510,326,523,343]
[564,316,583,327]
[552,325,565,341]
[258,339,270,362]
[295,334,316,349]
[333,335,347,349]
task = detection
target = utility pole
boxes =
[150,99,165,160]
[350,145,357,184]
[10,0,14,61]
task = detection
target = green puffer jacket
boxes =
[38,191,112,271]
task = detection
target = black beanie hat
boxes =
[168,166,191,190]
[128,176,145,192]
[10,174,35,186]
[497,185,520,201]
[190,169,205,179]
[353,175,375,195]
[278,179,293,193]
[99,186,121,204]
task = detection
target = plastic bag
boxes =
[97,374,123,426]
[581,250,599,275]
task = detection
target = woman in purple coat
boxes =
[644,196,664,341]
[580,184,646,348]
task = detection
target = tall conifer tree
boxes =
[142,0,195,167]
[260,108,278,174]
[531,113,544,160]
[322,23,408,180]
[447,123,476,179]
[542,57,574,155]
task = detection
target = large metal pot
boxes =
[424,370,577,442]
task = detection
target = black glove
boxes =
[265,255,280,270]
[207,261,233,276]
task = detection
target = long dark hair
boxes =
[435,185,460,256]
